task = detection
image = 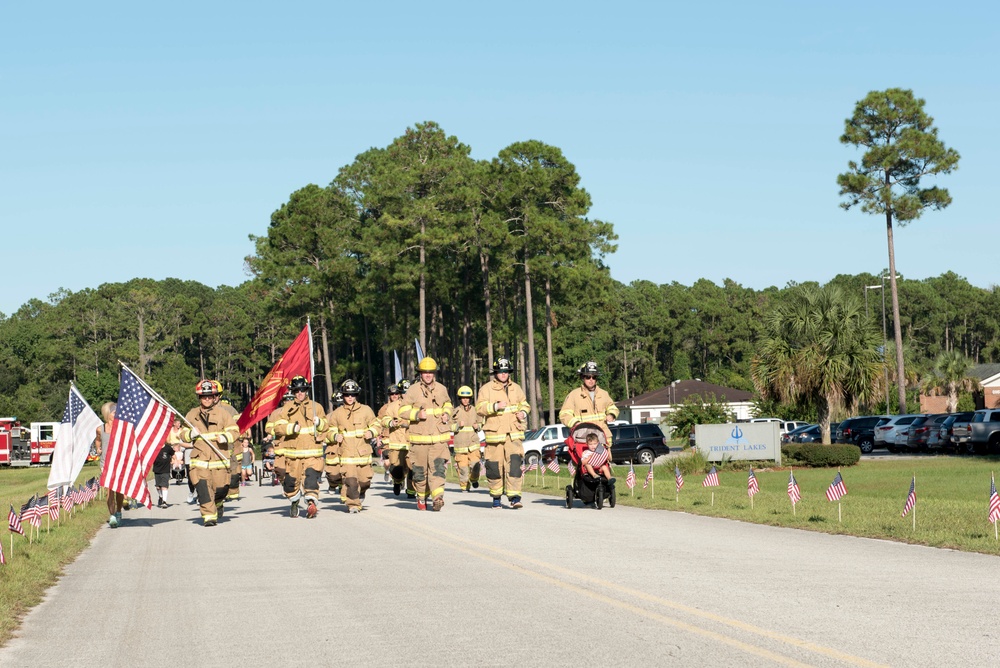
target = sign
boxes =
[694,423,781,464]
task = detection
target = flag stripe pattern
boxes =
[826,472,847,502]
[901,476,916,518]
[47,489,60,521]
[99,368,172,509]
[989,476,1000,524]
[788,471,801,504]
[626,463,636,489]
[546,458,560,474]
[8,505,24,536]
[674,465,684,491]
[643,463,654,489]
[703,465,719,487]
[747,468,759,497]
[586,445,609,470]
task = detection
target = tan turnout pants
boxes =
[408,443,449,502]
[190,464,229,524]
[485,437,524,499]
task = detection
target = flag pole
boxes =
[117,360,231,465]
[711,490,714,507]
[307,317,316,421]
[838,501,842,524]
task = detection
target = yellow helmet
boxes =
[417,357,438,372]
[457,386,473,398]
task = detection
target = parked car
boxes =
[522,424,569,467]
[873,414,921,453]
[748,418,809,436]
[904,414,949,451]
[791,425,822,443]
[609,423,670,465]
[835,415,891,453]
[936,412,975,451]
[781,424,815,444]
[964,409,1000,455]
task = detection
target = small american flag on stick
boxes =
[674,465,684,491]
[568,461,577,476]
[703,466,719,487]
[788,471,801,504]
[625,463,636,489]
[546,458,560,474]
[643,463,653,489]
[826,471,847,502]
[47,489,60,521]
[587,445,609,470]
[901,476,916,518]
[8,505,24,536]
[989,475,1000,524]
[747,468,759,498]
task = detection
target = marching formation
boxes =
[82,347,621,527]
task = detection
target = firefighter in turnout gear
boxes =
[451,386,482,491]
[180,380,240,526]
[327,380,379,513]
[377,383,413,497]
[400,357,453,511]
[218,398,242,501]
[559,360,619,446]
[476,358,531,509]
[264,390,293,485]
[273,376,328,518]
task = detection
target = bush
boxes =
[782,443,860,467]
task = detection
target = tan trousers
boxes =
[485,437,524,499]
[341,464,372,508]
[274,454,286,483]
[190,465,229,524]
[325,444,342,492]
[453,450,481,490]
[408,443,449,501]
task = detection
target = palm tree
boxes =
[924,350,975,413]
[751,285,884,444]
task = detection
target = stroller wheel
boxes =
[596,484,605,510]
[565,485,573,509]
[609,483,617,508]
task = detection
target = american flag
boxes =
[788,470,801,504]
[72,486,82,506]
[546,458,560,474]
[901,476,916,518]
[587,445,609,470]
[989,475,1000,524]
[643,463,654,489]
[747,468,759,498]
[567,461,577,476]
[826,471,847,502]
[19,498,33,527]
[47,489,60,521]
[674,465,684,491]
[62,491,74,512]
[626,462,636,489]
[99,367,172,509]
[28,498,43,528]
[703,465,719,487]
[8,504,24,536]
[526,461,538,471]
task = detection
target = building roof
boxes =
[621,379,753,408]
[970,363,1000,382]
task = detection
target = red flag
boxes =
[237,325,312,433]
[100,367,172,509]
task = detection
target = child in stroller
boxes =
[259,445,277,486]
[170,445,186,483]
[565,423,617,509]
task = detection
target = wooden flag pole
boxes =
[750,494,754,511]
[710,490,714,506]
[838,501,842,524]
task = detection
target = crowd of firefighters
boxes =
[167,356,619,526]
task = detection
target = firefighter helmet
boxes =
[457,385,474,398]
[289,376,309,392]
[579,361,600,377]
[387,383,400,395]
[341,379,361,396]
[398,379,411,392]
[195,379,222,396]
[493,357,513,374]
[331,392,344,407]
[417,357,438,372]
[282,391,294,402]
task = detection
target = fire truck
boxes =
[0,418,61,466]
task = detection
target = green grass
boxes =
[516,455,1000,555]
[0,463,108,648]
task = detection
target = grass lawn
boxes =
[513,454,1000,555]
[0,464,108,648]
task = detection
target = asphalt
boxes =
[2,474,999,667]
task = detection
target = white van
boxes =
[522,425,569,467]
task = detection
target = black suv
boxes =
[609,423,669,465]
[835,415,891,454]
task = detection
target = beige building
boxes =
[919,363,1000,412]
[619,379,753,424]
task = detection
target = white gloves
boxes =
[189,428,201,439]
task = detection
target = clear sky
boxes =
[2,1,996,316]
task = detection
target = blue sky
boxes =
[2,1,996,316]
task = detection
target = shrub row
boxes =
[781,443,860,467]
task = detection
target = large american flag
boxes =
[8,504,24,536]
[625,462,636,489]
[674,465,684,491]
[99,367,172,509]
[788,470,801,504]
[747,468,759,498]
[587,445,609,470]
[989,476,1000,524]
[703,465,719,487]
[901,476,916,518]
[826,471,848,502]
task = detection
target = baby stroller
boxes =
[258,449,276,486]
[564,423,617,510]
[170,450,186,484]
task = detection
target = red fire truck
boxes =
[0,418,60,466]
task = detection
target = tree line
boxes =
[2,118,996,430]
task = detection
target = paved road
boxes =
[3,476,999,667]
